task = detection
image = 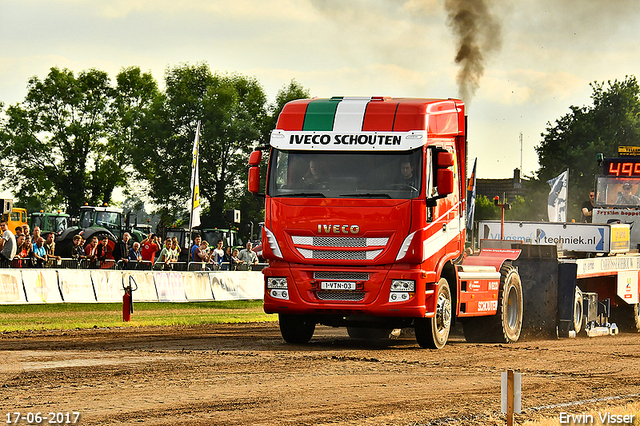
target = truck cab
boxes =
[56,205,146,257]
[249,97,521,348]
[30,211,70,236]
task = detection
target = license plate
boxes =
[320,281,357,291]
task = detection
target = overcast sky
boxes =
[2,0,640,187]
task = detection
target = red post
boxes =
[493,196,511,240]
[123,289,131,322]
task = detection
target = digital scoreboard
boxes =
[603,158,640,177]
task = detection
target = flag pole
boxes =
[188,121,201,259]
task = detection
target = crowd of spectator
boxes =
[0,222,263,271]
[189,236,260,271]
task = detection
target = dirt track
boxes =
[1,323,639,425]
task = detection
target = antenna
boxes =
[519,132,523,171]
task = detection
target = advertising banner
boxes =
[22,269,63,303]
[122,271,158,302]
[210,271,263,301]
[0,270,26,304]
[617,270,639,305]
[594,208,640,249]
[154,271,187,302]
[478,221,622,253]
[58,269,96,302]
[183,272,213,301]
[92,270,124,302]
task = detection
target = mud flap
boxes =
[512,245,561,338]
[557,262,578,338]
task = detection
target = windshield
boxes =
[32,216,45,229]
[267,148,425,199]
[80,210,94,228]
[52,216,68,233]
[595,176,640,207]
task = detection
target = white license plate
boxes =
[320,281,357,291]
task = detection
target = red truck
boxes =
[248,96,528,349]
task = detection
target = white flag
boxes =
[547,170,568,222]
[189,121,202,228]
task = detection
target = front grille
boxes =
[292,236,388,247]
[291,234,388,261]
[298,249,383,260]
[314,271,370,280]
[316,291,365,301]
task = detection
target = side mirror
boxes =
[249,150,262,166]
[437,169,454,196]
[438,151,455,168]
[248,167,261,194]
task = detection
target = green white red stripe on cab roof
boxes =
[270,96,464,151]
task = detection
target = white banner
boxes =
[184,272,214,301]
[58,269,96,302]
[0,270,264,304]
[154,271,187,302]
[210,271,263,300]
[0,270,27,304]
[122,271,158,302]
[92,270,124,302]
[22,269,63,303]
[479,220,615,253]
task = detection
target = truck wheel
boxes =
[463,263,523,343]
[573,287,584,335]
[279,314,315,343]
[496,263,523,342]
[347,327,392,340]
[415,278,451,349]
[610,301,640,332]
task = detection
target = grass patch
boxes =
[0,301,277,332]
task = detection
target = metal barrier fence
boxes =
[0,257,268,271]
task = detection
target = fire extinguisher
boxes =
[123,275,138,322]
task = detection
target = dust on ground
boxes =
[1,323,639,425]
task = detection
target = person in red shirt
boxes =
[84,236,99,268]
[140,234,160,264]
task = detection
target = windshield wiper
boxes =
[339,193,392,198]
[278,193,326,198]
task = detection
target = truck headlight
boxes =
[267,278,289,300]
[389,292,412,302]
[389,279,415,303]
[391,280,415,292]
[267,277,288,289]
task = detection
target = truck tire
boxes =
[279,314,315,344]
[610,301,640,332]
[462,263,523,343]
[573,287,584,335]
[415,278,451,349]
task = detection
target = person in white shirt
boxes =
[212,240,225,267]
[238,242,258,265]
[0,221,17,263]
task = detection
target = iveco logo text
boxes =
[317,224,360,234]
[290,134,401,146]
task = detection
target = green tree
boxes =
[473,195,529,222]
[132,63,269,230]
[535,76,640,220]
[109,67,160,204]
[0,66,158,215]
